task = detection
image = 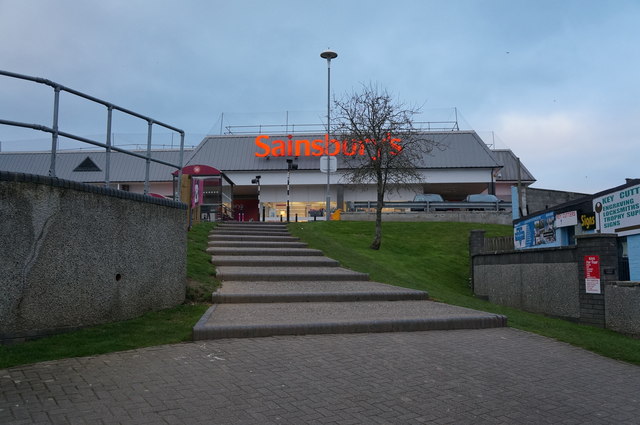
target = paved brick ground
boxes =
[2,328,639,424]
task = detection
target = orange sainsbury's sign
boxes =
[254,134,402,157]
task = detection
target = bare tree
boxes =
[333,84,438,250]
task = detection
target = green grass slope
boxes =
[289,221,640,365]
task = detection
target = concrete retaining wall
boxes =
[0,172,188,343]
[605,282,640,335]
[473,247,580,318]
[342,211,512,225]
[471,231,623,328]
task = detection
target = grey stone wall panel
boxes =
[520,263,579,318]
[0,175,187,341]
[605,283,640,335]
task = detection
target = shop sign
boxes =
[592,183,640,236]
[514,211,556,249]
[254,134,402,158]
[580,212,596,231]
[584,255,601,294]
[191,178,203,208]
[555,211,577,228]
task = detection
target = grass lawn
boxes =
[289,220,640,365]
[0,222,217,370]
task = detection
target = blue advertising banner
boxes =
[514,211,556,249]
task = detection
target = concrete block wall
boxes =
[471,232,580,319]
[523,187,588,216]
[471,231,621,327]
[575,234,619,327]
[0,172,188,343]
[605,282,640,335]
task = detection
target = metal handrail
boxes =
[351,200,512,212]
[0,70,185,198]
[223,120,460,135]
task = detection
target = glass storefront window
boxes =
[263,202,333,220]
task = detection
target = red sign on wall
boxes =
[584,255,601,294]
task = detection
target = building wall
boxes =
[495,182,517,201]
[0,172,188,343]
[226,168,494,188]
[523,187,588,215]
[628,234,640,281]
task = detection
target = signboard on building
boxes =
[555,211,578,228]
[580,212,596,231]
[320,156,337,173]
[584,255,601,294]
[592,184,640,237]
[514,211,556,249]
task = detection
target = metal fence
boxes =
[483,236,515,252]
[0,70,185,198]
[350,200,512,212]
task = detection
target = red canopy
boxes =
[172,164,221,176]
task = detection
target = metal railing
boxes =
[483,236,515,252]
[225,123,326,135]
[0,70,185,198]
[223,120,460,135]
[350,200,512,212]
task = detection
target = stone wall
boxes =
[472,244,580,319]
[605,282,640,335]
[0,172,188,343]
[470,231,621,327]
[523,187,588,215]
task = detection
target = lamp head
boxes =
[320,50,337,60]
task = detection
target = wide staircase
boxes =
[193,222,506,340]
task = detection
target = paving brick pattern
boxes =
[2,328,640,424]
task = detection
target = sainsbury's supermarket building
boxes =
[0,130,535,221]
[186,131,533,221]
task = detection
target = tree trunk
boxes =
[370,185,384,250]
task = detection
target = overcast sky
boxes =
[1,0,639,194]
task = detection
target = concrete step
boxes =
[206,247,324,257]
[216,266,369,282]
[193,300,508,340]
[211,255,339,267]
[217,222,286,226]
[211,230,291,237]
[215,223,288,229]
[208,241,309,249]
[211,281,429,303]
[209,234,299,242]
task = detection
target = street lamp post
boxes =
[321,49,337,220]
[251,175,261,221]
[286,159,297,222]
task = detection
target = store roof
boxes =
[491,149,536,182]
[0,131,531,183]
[187,131,503,171]
[0,149,193,182]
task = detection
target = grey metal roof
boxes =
[187,131,503,171]
[0,132,527,183]
[0,149,194,182]
[491,149,536,182]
